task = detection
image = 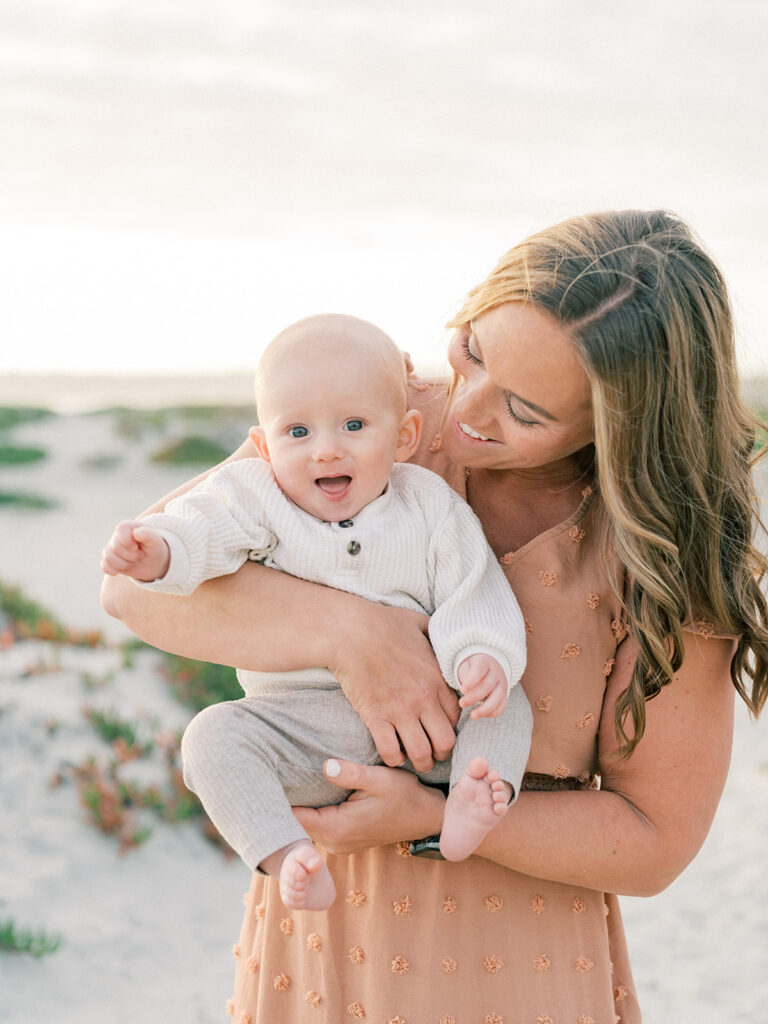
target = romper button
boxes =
[347,541,361,556]
[339,519,354,528]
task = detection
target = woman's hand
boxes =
[293,758,446,855]
[328,604,460,772]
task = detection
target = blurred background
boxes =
[0,0,766,393]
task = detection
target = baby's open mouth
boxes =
[315,476,352,495]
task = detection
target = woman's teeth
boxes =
[460,422,491,441]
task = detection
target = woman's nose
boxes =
[455,373,490,415]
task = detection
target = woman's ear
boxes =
[394,409,423,463]
[249,425,271,462]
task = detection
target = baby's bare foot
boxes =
[279,842,336,910]
[440,756,512,861]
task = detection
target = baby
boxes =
[101,314,532,910]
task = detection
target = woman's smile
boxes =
[457,421,493,442]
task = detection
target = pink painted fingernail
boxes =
[326,759,341,778]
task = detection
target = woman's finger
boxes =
[292,761,385,851]
[332,604,455,770]
[365,719,407,768]
[418,706,457,763]
[437,680,461,728]
[391,718,434,773]
[323,758,373,791]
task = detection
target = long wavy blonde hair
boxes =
[450,209,768,753]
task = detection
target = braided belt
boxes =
[521,771,598,792]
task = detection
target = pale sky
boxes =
[1,0,766,376]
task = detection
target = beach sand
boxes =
[1,408,767,1023]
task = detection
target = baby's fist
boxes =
[457,653,509,719]
[100,520,170,582]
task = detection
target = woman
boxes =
[102,209,768,1022]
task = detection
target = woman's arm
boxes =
[302,633,735,897]
[478,632,735,895]
[101,438,459,771]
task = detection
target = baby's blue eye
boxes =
[344,419,364,432]
[288,425,309,438]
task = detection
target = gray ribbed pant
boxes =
[181,679,532,871]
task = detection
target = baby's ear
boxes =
[249,425,271,462]
[395,409,423,463]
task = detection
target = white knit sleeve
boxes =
[427,499,527,693]
[136,461,278,595]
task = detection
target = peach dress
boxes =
[228,384,642,1024]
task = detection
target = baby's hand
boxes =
[100,520,170,583]
[456,653,508,719]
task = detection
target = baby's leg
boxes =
[260,840,336,911]
[181,698,352,883]
[439,689,532,861]
[182,701,317,873]
[439,757,512,861]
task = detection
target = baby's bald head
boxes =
[255,313,409,422]
[250,313,423,521]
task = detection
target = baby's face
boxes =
[256,352,408,522]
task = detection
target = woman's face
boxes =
[443,302,594,474]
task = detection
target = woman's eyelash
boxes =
[505,399,537,429]
[460,335,482,365]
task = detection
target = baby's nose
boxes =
[312,434,344,461]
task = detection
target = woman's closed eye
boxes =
[505,398,539,429]
[460,328,540,428]
[460,332,482,366]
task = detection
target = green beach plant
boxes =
[0,919,63,958]
[104,406,170,441]
[101,403,253,441]
[67,754,154,851]
[63,732,232,856]
[0,407,53,431]
[119,638,149,669]
[0,580,102,646]
[84,707,155,758]
[79,669,115,691]
[0,490,58,510]
[150,435,230,465]
[160,653,241,710]
[0,581,67,641]
[0,444,47,465]
[176,404,253,422]
[751,403,768,452]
